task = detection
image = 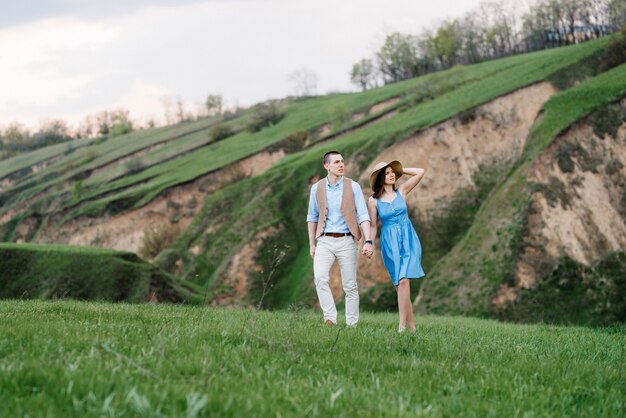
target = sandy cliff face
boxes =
[493,118,626,304]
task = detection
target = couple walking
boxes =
[306,151,425,332]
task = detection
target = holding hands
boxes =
[362,241,374,259]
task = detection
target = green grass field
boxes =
[0,300,622,417]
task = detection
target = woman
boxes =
[366,161,425,332]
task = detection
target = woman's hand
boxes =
[362,242,374,258]
[398,167,425,195]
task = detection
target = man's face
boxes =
[324,154,344,177]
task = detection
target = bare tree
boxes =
[76,115,97,139]
[175,99,187,123]
[288,68,318,97]
[160,96,175,125]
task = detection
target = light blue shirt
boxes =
[306,176,370,232]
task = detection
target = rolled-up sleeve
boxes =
[352,182,370,224]
[306,183,319,223]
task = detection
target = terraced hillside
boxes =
[1,34,624,324]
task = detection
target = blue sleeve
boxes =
[306,183,319,223]
[352,182,370,224]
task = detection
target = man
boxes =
[306,151,374,326]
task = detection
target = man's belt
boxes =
[322,232,352,237]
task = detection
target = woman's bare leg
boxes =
[397,279,411,332]
[406,286,416,332]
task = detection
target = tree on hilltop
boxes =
[205,94,224,116]
[350,58,377,91]
[377,32,423,83]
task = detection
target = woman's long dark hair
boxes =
[372,169,396,199]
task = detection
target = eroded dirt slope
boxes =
[493,113,626,306]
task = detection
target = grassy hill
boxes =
[0,300,622,417]
[0,34,624,324]
[0,243,200,303]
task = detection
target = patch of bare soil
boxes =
[210,226,279,306]
[515,122,626,291]
[370,97,400,114]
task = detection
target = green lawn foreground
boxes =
[0,301,622,417]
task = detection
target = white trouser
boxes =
[313,236,359,325]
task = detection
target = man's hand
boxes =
[310,245,316,258]
[362,242,374,259]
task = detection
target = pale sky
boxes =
[0,0,494,129]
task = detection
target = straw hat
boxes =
[369,161,403,190]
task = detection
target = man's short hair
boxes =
[323,150,342,165]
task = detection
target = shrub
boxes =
[125,158,145,174]
[109,121,133,138]
[139,223,181,260]
[153,248,182,274]
[547,50,604,90]
[498,252,626,326]
[592,105,623,139]
[248,230,294,309]
[330,104,350,133]
[209,123,234,142]
[555,142,586,173]
[246,101,286,133]
[268,130,309,154]
[71,180,84,201]
[530,177,571,208]
[222,108,244,121]
[458,107,477,125]
[599,25,626,72]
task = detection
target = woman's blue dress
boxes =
[377,190,425,286]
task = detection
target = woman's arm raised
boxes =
[398,167,425,196]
